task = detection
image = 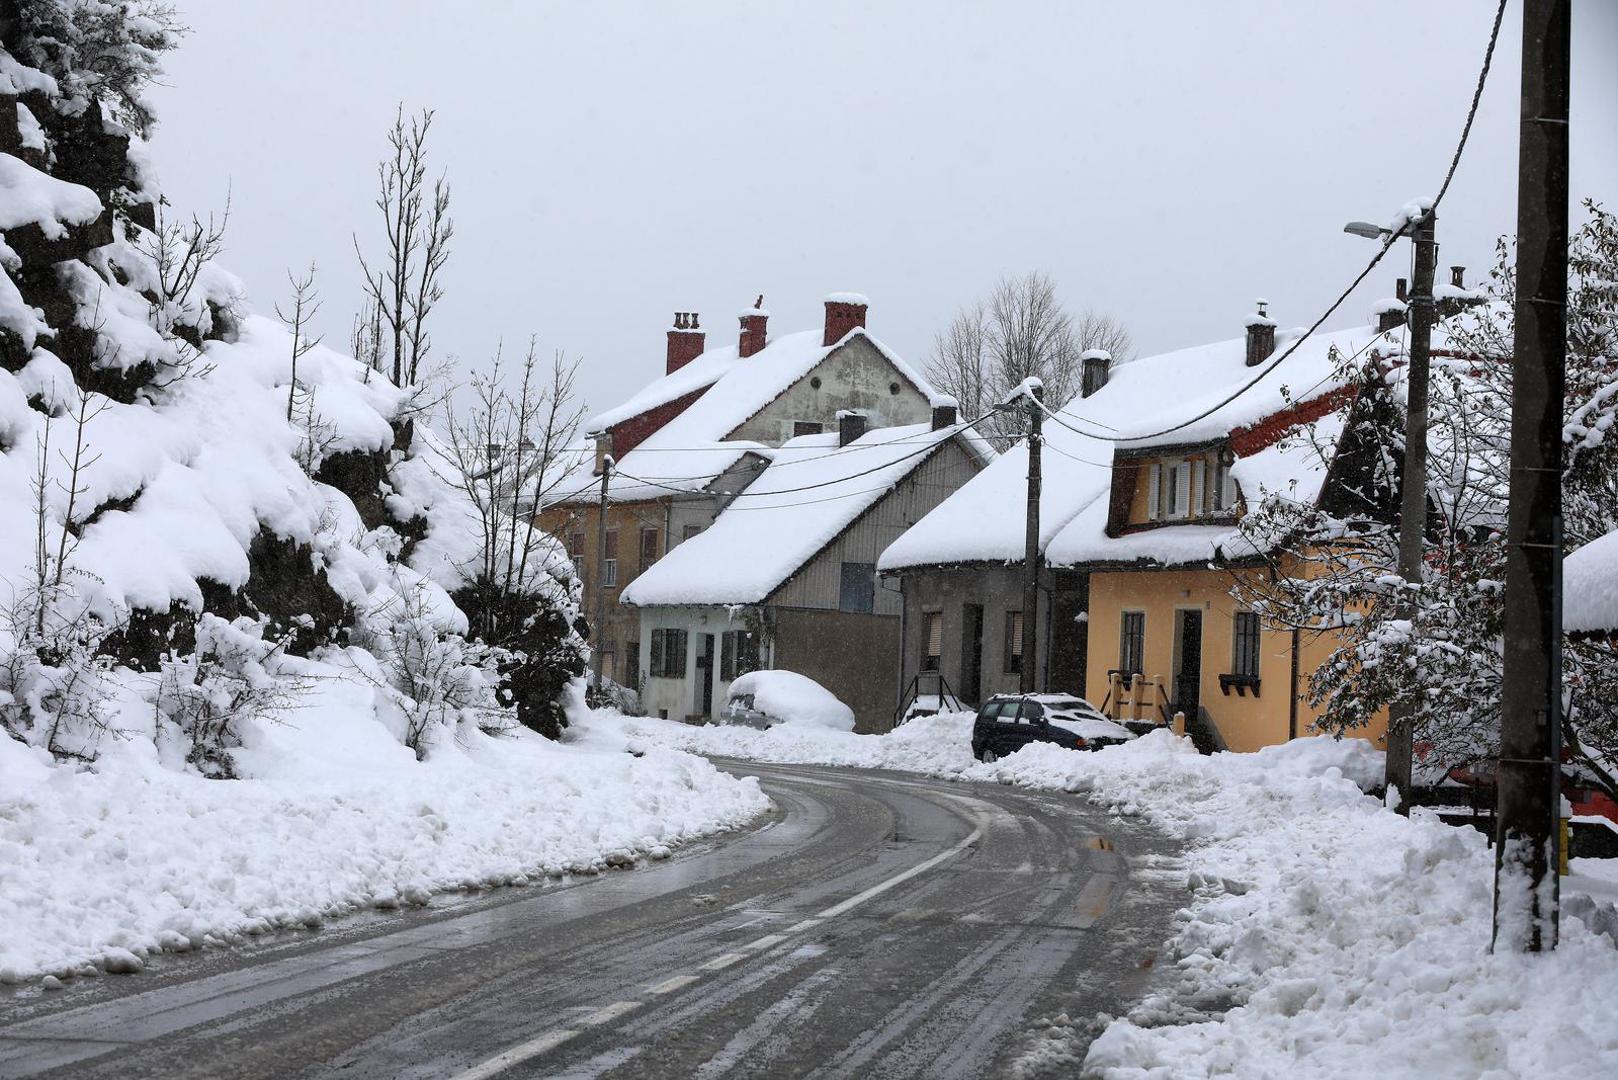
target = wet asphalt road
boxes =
[0,760,1182,1079]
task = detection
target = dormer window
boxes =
[1146,460,1194,521]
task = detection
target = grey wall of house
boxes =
[770,608,900,734]
[895,565,1087,708]
[635,606,767,722]
[727,336,933,446]
[769,440,985,615]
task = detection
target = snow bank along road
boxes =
[0,760,1181,1079]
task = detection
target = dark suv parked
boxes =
[971,694,1134,762]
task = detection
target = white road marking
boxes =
[577,1001,639,1027]
[451,1028,578,1080]
[787,918,823,933]
[742,933,788,951]
[647,973,701,995]
[815,826,983,919]
[698,952,746,972]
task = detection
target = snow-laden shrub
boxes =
[0,582,117,762]
[153,614,306,778]
[350,586,517,758]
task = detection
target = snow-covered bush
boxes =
[350,585,517,758]
[153,614,306,778]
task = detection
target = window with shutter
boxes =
[640,528,659,572]
[650,632,663,677]
[1192,459,1207,516]
[1172,462,1191,519]
[1222,466,1238,510]
[1146,463,1160,521]
[922,612,943,672]
[1003,611,1024,674]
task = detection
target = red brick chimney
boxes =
[666,312,705,375]
[1244,299,1276,368]
[822,292,869,347]
[738,296,768,358]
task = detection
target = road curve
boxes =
[0,760,1183,1079]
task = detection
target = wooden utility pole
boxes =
[1386,210,1439,812]
[1021,382,1044,694]
[1493,0,1568,953]
[592,455,613,695]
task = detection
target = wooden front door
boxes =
[1176,610,1203,719]
[960,604,984,704]
[697,634,716,717]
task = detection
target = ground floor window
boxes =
[625,641,640,690]
[922,611,943,672]
[649,629,688,678]
[1120,611,1145,675]
[1002,610,1024,674]
[1233,611,1261,678]
[721,629,761,680]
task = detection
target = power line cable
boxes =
[1103,0,1507,447]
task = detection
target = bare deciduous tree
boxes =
[438,340,586,638]
[275,262,322,422]
[925,271,1134,445]
[134,194,231,387]
[354,105,454,388]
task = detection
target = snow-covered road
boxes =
[0,760,1182,1079]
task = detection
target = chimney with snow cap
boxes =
[666,312,705,375]
[823,292,869,346]
[838,409,868,447]
[1244,299,1276,368]
[738,296,769,358]
[931,393,958,430]
[1081,349,1112,397]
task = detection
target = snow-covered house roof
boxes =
[548,325,935,506]
[1565,529,1618,635]
[621,422,994,607]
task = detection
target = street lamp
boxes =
[1345,206,1439,812]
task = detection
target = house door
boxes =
[697,634,716,717]
[1175,610,1203,720]
[960,604,984,704]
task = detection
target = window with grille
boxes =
[1003,610,1024,674]
[1120,612,1145,675]
[603,529,618,587]
[640,527,660,573]
[721,630,760,681]
[839,562,876,614]
[922,611,943,672]
[649,629,688,679]
[1233,612,1262,678]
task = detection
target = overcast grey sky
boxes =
[148,2,1617,420]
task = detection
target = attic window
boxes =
[810,376,823,390]
[888,381,901,395]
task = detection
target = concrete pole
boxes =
[592,455,613,695]
[1386,211,1438,812]
[1493,0,1568,953]
[1021,384,1044,694]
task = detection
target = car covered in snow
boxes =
[971,694,1134,762]
[718,670,857,732]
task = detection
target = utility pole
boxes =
[1493,0,1568,953]
[592,454,613,695]
[1386,209,1439,813]
[1021,381,1043,694]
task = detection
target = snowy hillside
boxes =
[0,13,767,982]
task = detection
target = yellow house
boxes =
[1040,307,1393,754]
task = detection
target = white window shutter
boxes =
[1146,463,1160,520]
[1223,466,1238,509]
[1192,459,1206,516]
[1173,463,1191,519]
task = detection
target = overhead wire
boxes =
[1093,0,1507,447]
